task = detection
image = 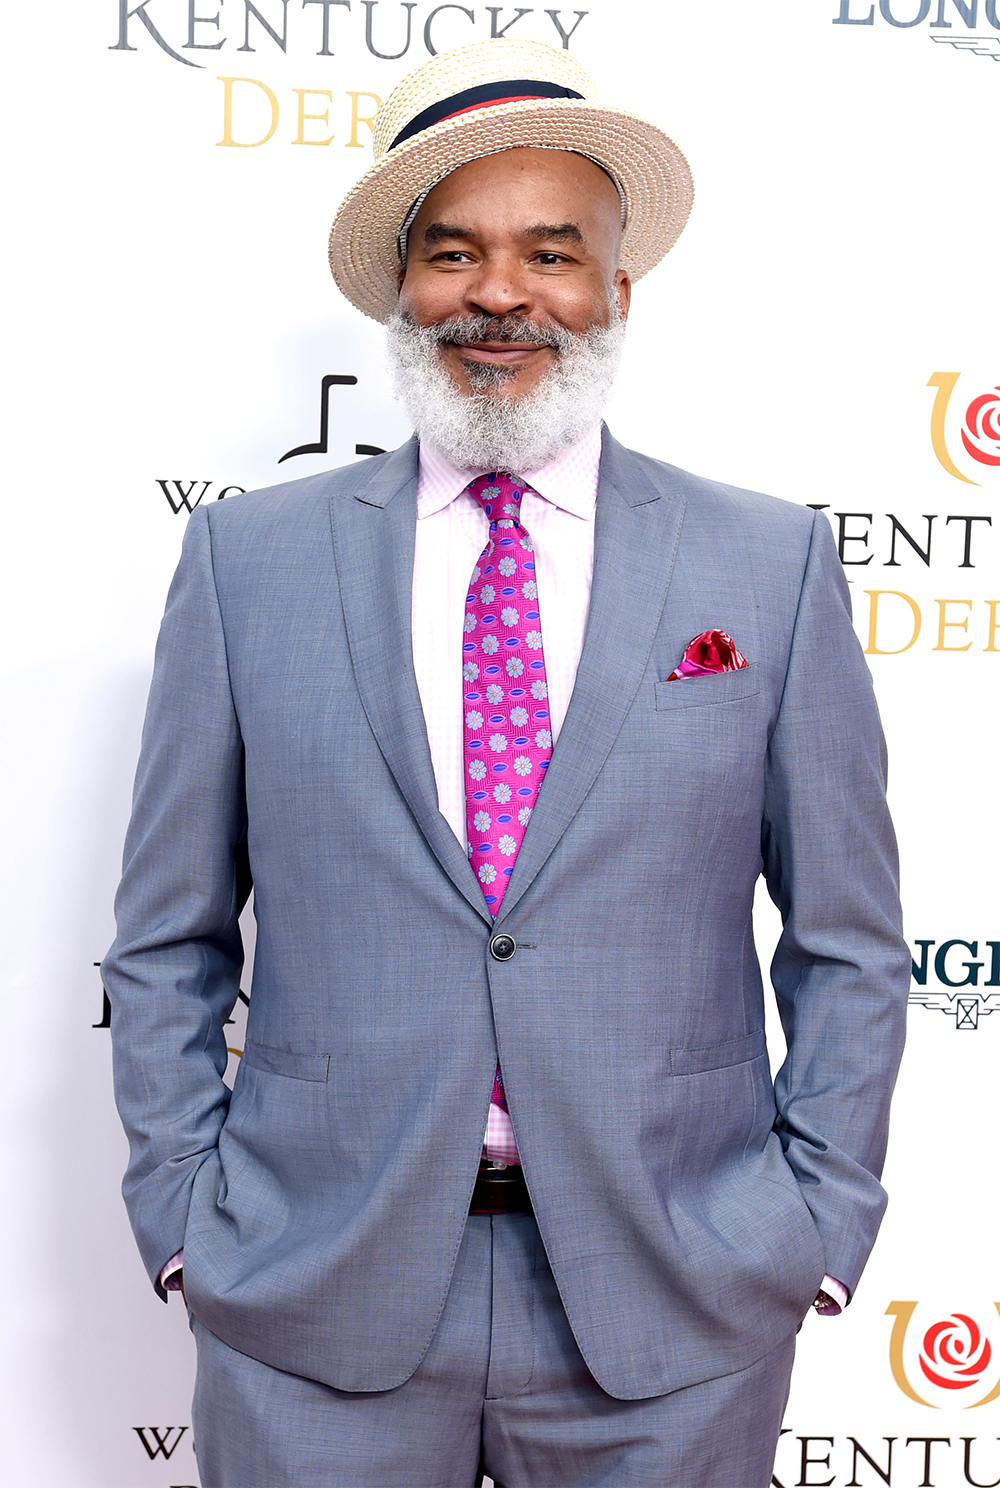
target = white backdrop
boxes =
[2,2,998,1484]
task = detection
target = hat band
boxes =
[389,80,585,151]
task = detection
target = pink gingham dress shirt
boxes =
[161,423,847,1316]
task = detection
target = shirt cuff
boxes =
[160,1250,184,1291]
[814,1274,849,1316]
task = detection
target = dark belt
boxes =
[470,1161,533,1215]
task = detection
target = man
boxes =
[104,37,910,1488]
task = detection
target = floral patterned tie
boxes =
[463,473,553,1119]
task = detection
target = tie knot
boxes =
[467,472,525,526]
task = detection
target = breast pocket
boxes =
[654,667,760,711]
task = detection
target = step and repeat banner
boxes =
[3,1,997,1484]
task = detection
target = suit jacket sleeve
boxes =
[761,509,909,1297]
[102,506,250,1298]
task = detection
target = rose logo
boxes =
[962,387,1000,467]
[919,1314,993,1390]
[887,1301,1000,1407]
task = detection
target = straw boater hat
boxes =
[328,38,694,323]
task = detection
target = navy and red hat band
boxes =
[389,80,585,152]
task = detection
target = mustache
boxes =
[385,303,626,472]
[415,313,576,354]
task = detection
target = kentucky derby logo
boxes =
[963,387,1000,466]
[886,1302,1000,1408]
[928,372,1000,484]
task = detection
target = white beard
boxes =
[385,306,625,474]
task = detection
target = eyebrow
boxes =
[421,222,474,245]
[523,222,584,244]
[420,221,586,246]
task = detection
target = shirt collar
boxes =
[416,423,603,522]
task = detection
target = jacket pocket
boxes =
[654,667,760,710]
[242,1040,331,1082]
[669,1029,766,1076]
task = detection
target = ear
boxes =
[614,270,631,322]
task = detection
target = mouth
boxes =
[449,341,553,368]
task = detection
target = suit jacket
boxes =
[103,430,909,1400]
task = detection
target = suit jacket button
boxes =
[490,934,516,962]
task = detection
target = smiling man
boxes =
[388,146,629,469]
[103,38,910,1488]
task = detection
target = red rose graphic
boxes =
[962,387,1000,467]
[919,1314,993,1390]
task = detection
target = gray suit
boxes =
[104,430,908,1457]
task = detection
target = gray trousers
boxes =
[191,1214,794,1488]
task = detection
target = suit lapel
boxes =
[496,431,688,924]
[330,440,492,926]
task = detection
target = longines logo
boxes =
[928,374,1000,485]
[833,0,1000,65]
[931,30,1000,52]
[910,988,1000,1028]
[909,939,1000,1028]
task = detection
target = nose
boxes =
[464,252,532,320]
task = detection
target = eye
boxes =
[534,253,569,266]
[431,250,474,263]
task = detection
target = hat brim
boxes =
[328,99,694,323]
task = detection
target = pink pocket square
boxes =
[667,629,748,681]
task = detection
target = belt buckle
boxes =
[470,1162,530,1216]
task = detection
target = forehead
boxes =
[413,148,621,236]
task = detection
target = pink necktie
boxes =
[463,473,553,1118]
